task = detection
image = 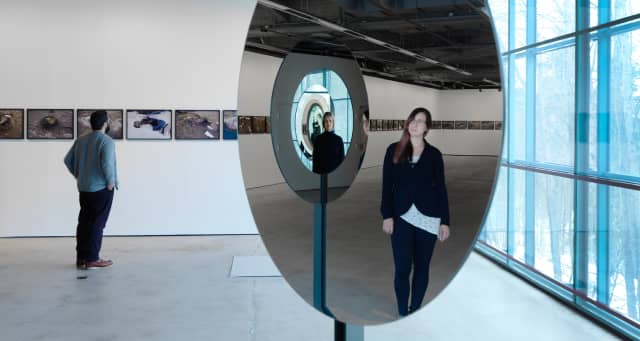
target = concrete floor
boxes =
[0,236,619,341]
[0,156,622,340]
[248,156,497,324]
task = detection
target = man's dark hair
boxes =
[90,110,108,130]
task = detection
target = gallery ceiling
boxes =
[246,0,501,90]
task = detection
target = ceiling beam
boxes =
[257,0,473,76]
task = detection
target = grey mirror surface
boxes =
[270,40,368,203]
[241,4,501,326]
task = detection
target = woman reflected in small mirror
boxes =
[312,112,345,174]
[380,107,450,317]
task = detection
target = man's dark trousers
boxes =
[76,188,114,262]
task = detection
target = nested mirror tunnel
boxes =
[239,0,502,325]
[270,40,369,203]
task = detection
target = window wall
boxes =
[479,1,640,339]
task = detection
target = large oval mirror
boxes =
[240,0,502,326]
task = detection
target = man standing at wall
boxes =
[64,110,118,269]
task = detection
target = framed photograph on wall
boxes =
[77,109,124,139]
[368,119,376,131]
[482,121,495,130]
[468,121,482,130]
[252,116,267,134]
[455,120,468,129]
[442,121,454,129]
[238,116,252,134]
[431,120,442,129]
[27,109,74,140]
[265,116,270,134]
[126,110,172,140]
[175,110,220,140]
[0,109,24,139]
[376,119,383,131]
[223,110,238,140]
[495,121,503,130]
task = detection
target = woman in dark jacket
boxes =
[380,107,450,317]
[312,112,344,174]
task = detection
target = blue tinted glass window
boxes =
[609,29,640,178]
[535,45,575,167]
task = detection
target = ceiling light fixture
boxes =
[482,78,501,86]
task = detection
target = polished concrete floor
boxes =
[248,156,497,324]
[0,157,622,340]
[0,236,618,340]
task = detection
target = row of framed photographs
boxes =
[368,119,503,131]
[0,109,239,140]
[234,117,504,134]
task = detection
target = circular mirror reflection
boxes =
[269,40,368,204]
[291,70,353,174]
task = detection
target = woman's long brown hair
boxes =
[392,107,432,164]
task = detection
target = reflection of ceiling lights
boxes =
[456,81,475,88]
[482,78,500,86]
[257,0,473,77]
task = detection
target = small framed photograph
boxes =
[252,116,267,134]
[442,121,455,129]
[482,121,495,130]
[0,109,24,139]
[468,121,482,130]
[369,119,377,131]
[495,121,503,130]
[77,109,124,139]
[431,120,442,129]
[175,110,220,140]
[126,110,172,140]
[376,119,383,131]
[455,121,468,129]
[27,109,74,139]
[265,116,270,134]
[238,116,252,134]
[223,110,238,140]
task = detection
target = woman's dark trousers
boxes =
[76,188,114,262]
[391,217,438,316]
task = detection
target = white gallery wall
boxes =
[0,0,258,237]
[0,3,503,237]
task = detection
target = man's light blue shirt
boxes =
[64,131,118,192]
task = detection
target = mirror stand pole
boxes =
[312,174,363,340]
[313,174,332,316]
[334,321,364,341]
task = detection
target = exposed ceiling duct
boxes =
[247,0,500,90]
